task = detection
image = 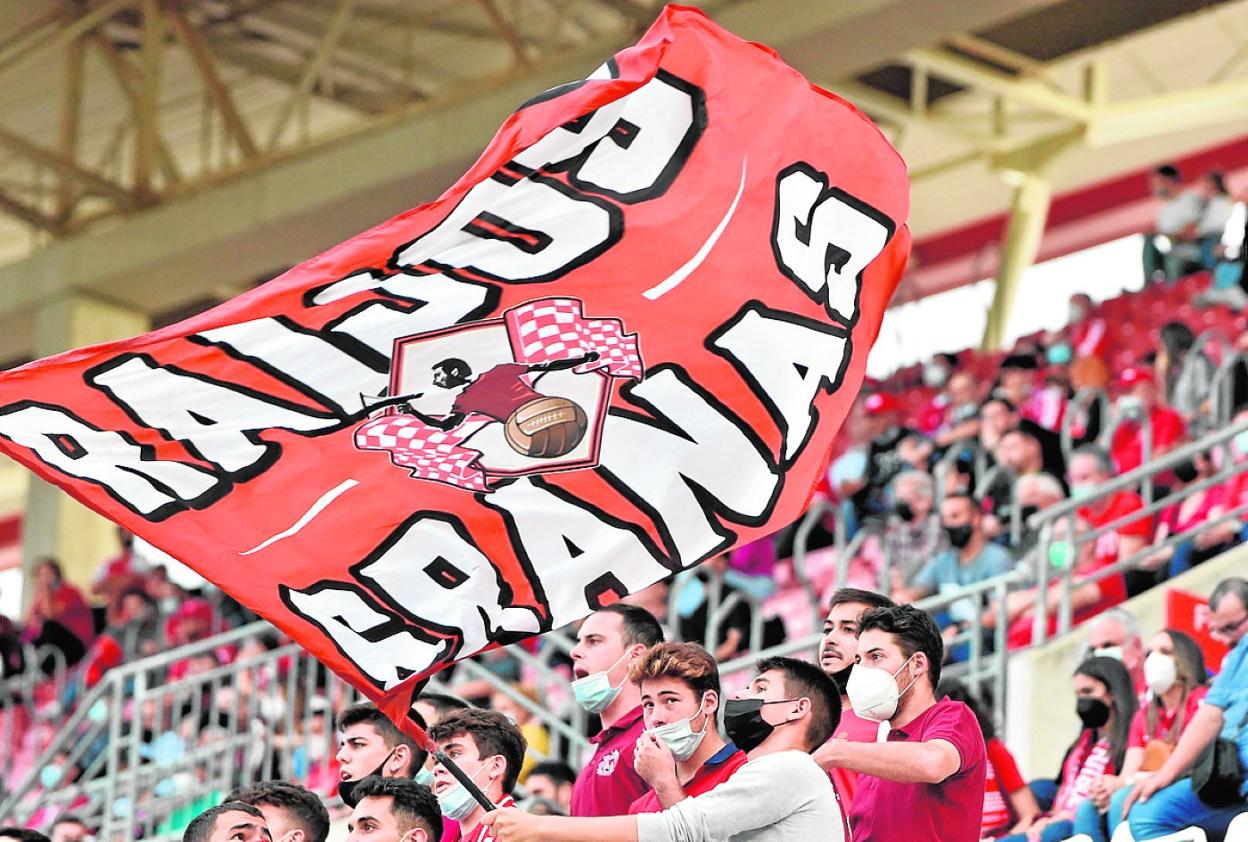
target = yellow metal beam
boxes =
[0,127,135,208]
[1086,77,1248,147]
[982,170,1050,350]
[133,0,162,201]
[91,31,183,187]
[55,34,87,224]
[906,46,1092,123]
[265,0,358,151]
[165,1,260,160]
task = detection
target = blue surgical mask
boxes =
[437,760,493,821]
[1234,430,1248,457]
[40,764,63,789]
[1047,343,1073,365]
[1069,484,1095,502]
[572,650,630,713]
[415,766,434,787]
[650,697,710,761]
[1117,396,1143,416]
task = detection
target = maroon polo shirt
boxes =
[570,705,648,817]
[847,698,987,842]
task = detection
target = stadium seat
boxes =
[1107,823,1209,842]
[1226,812,1248,842]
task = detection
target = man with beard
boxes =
[817,588,896,808]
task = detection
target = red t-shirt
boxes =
[628,743,747,814]
[461,795,514,842]
[981,737,1026,837]
[452,363,542,421]
[826,707,887,807]
[1127,687,1208,748]
[1111,407,1186,473]
[847,699,987,842]
[570,705,649,817]
[1159,486,1224,535]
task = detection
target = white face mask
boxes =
[649,697,710,761]
[1092,645,1125,663]
[846,654,918,723]
[1144,652,1178,696]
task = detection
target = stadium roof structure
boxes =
[0,0,1246,361]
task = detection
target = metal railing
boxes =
[0,616,592,839]
[1028,416,1248,644]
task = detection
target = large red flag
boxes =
[0,5,908,722]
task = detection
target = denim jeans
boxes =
[1030,778,1059,813]
[1125,777,1246,840]
[996,819,1074,842]
[1071,786,1132,842]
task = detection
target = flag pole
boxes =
[403,706,497,812]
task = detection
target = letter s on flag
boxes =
[0,5,909,724]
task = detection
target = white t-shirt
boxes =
[1155,190,1203,236]
[635,750,845,842]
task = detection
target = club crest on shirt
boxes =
[354,297,643,492]
[596,748,621,777]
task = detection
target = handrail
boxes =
[1061,387,1108,461]
[1208,351,1248,431]
[790,498,831,637]
[1098,404,1154,503]
[1034,417,1248,527]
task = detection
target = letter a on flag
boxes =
[0,5,909,723]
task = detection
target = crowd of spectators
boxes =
[0,162,1246,841]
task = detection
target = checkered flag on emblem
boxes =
[354,415,488,492]
[505,298,644,381]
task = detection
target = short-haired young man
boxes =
[480,656,846,841]
[816,605,987,842]
[568,604,664,817]
[347,776,444,842]
[48,816,89,842]
[524,761,576,814]
[429,708,527,842]
[337,702,430,806]
[818,588,896,809]
[227,781,330,842]
[820,588,895,742]
[628,642,746,814]
[183,801,271,842]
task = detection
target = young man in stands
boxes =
[48,816,89,842]
[816,604,987,842]
[346,776,444,842]
[524,761,576,814]
[979,396,1066,480]
[820,588,896,742]
[183,802,271,842]
[568,604,664,817]
[1123,577,1248,838]
[628,642,746,814]
[1109,367,1187,476]
[227,781,330,842]
[1067,444,1152,596]
[819,588,897,810]
[894,494,1013,636]
[480,656,846,841]
[429,708,526,842]
[336,702,430,806]
[1144,163,1204,281]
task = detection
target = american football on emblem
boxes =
[504,396,589,458]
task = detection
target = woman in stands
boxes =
[1155,321,1213,425]
[994,657,1137,842]
[937,679,1039,841]
[1070,629,1208,842]
[20,557,95,672]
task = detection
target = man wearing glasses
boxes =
[1122,577,1248,838]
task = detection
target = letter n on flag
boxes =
[0,5,909,724]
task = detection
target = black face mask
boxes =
[895,501,916,522]
[1018,504,1039,525]
[723,698,795,753]
[338,748,396,807]
[944,523,974,549]
[1076,697,1111,729]
[830,664,855,696]
[1173,460,1199,484]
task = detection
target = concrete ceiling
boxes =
[0,0,1246,365]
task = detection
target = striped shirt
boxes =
[1053,733,1113,816]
